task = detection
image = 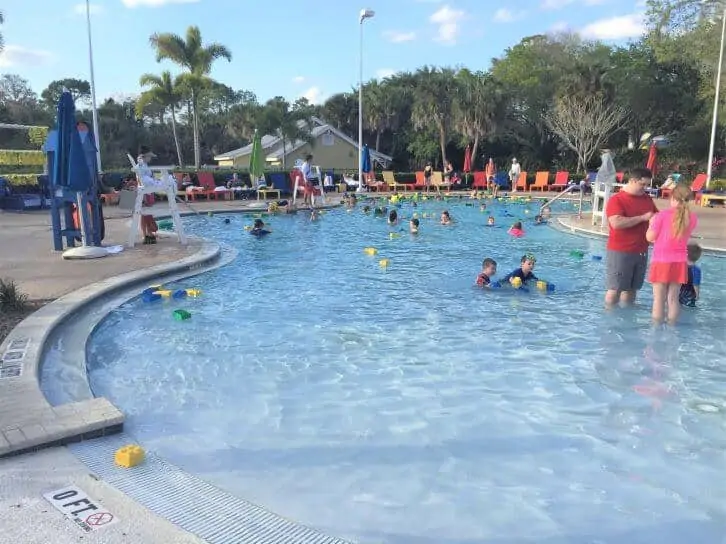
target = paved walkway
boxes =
[558,201,726,253]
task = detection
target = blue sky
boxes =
[0,0,646,105]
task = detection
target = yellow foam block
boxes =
[363,247,378,255]
[379,258,390,267]
[186,289,202,297]
[154,290,172,297]
[114,444,145,468]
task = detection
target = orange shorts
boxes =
[648,261,687,284]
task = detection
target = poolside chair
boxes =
[514,171,528,191]
[530,171,550,192]
[664,172,706,203]
[383,171,411,192]
[472,171,487,189]
[432,171,451,192]
[551,171,569,191]
[414,171,427,190]
[125,153,186,248]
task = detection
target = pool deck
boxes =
[557,201,726,253]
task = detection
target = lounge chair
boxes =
[514,171,528,191]
[530,171,549,192]
[472,171,487,190]
[551,171,569,191]
[382,171,411,192]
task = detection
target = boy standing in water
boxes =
[679,243,702,307]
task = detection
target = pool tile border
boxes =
[0,237,222,458]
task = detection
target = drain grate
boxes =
[70,433,354,544]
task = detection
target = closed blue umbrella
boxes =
[361,144,372,175]
[53,91,92,192]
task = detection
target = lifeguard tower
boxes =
[591,150,616,227]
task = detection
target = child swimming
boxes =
[508,221,524,237]
[679,243,702,307]
[388,209,398,225]
[475,258,497,287]
[410,218,420,234]
[487,216,495,226]
[504,254,538,285]
[441,210,452,225]
[250,218,270,236]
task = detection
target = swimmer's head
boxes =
[441,210,450,220]
[534,215,543,223]
[687,243,702,263]
[487,216,495,224]
[521,253,536,273]
[224,218,231,224]
[388,209,398,222]
[253,218,264,228]
[512,221,523,230]
[363,205,371,213]
[482,257,497,276]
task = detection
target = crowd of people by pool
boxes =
[246,166,702,326]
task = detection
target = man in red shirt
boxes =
[605,167,659,307]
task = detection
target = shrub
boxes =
[0,150,46,167]
[0,278,28,313]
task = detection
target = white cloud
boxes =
[0,45,52,68]
[541,0,605,9]
[549,21,570,33]
[383,31,416,43]
[122,0,199,7]
[493,8,526,23]
[581,13,645,40]
[73,2,103,15]
[302,86,324,105]
[430,5,465,45]
[292,76,305,84]
[376,68,396,80]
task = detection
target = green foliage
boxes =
[0,278,28,313]
[1,174,40,186]
[0,150,45,166]
[27,126,48,148]
[40,78,91,108]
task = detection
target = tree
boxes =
[410,66,459,165]
[0,74,37,105]
[41,79,91,108]
[454,70,507,168]
[259,97,314,169]
[149,25,232,168]
[0,11,5,54]
[545,94,627,171]
[320,93,357,135]
[137,71,184,166]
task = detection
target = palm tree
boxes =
[137,71,184,166]
[454,70,507,167]
[410,66,459,166]
[260,97,314,169]
[149,26,231,168]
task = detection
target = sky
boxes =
[0,0,647,106]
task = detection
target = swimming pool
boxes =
[81,198,726,542]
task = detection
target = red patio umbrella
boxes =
[646,142,658,180]
[463,145,472,187]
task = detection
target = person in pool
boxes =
[410,217,420,234]
[534,214,545,225]
[388,209,398,225]
[310,209,319,221]
[508,221,525,237]
[487,216,496,226]
[250,218,270,236]
[441,210,452,225]
[504,254,539,285]
[476,258,498,287]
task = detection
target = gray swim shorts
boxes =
[605,250,648,292]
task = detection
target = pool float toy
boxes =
[592,255,602,261]
[142,292,162,303]
[389,232,400,239]
[511,277,522,288]
[186,289,202,297]
[157,220,174,231]
[114,444,145,468]
[379,258,390,268]
[570,250,585,259]
[536,281,556,292]
[173,309,192,321]
[172,289,188,299]
[363,247,378,255]
[153,289,172,297]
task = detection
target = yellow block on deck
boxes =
[186,289,202,297]
[154,290,172,297]
[114,444,145,468]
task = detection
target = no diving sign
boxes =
[43,485,119,533]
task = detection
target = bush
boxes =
[0,278,28,313]
[1,174,41,187]
[0,150,45,167]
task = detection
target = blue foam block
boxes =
[142,292,162,303]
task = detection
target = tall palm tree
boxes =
[260,97,314,169]
[137,71,184,166]
[454,70,507,166]
[410,66,459,166]
[149,26,231,168]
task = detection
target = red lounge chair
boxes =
[414,171,427,190]
[662,173,706,202]
[472,171,487,189]
[196,172,219,200]
[552,171,569,191]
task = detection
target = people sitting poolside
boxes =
[508,221,525,237]
[476,258,498,288]
[504,254,539,286]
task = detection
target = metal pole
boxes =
[86,0,102,173]
[706,7,726,189]
[357,20,364,193]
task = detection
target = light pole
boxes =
[706,6,726,189]
[357,8,375,193]
[85,0,102,173]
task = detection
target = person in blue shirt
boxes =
[504,254,539,285]
[679,243,702,307]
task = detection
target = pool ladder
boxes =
[539,184,585,217]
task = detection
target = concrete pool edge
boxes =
[0,237,222,459]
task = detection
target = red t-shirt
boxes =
[606,191,658,253]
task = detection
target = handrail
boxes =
[539,185,579,212]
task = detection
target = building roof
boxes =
[214,117,392,165]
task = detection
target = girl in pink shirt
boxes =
[646,183,698,324]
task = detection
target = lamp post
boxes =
[85,0,102,173]
[357,8,375,193]
[706,6,726,189]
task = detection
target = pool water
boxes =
[86,198,726,543]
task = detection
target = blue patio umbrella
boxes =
[361,144,372,175]
[53,90,93,192]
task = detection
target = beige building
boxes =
[214,117,392,171]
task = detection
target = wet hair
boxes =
[687,243,702,262]
[410,218,420,227]
[512,221,522,230]
[671,183,693,238]
[442,210,450,217]
[253,218,264,228]
[521,253,536,264]
[482,258,497,269]
[389,209,398,222]
[630,167,653,181]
